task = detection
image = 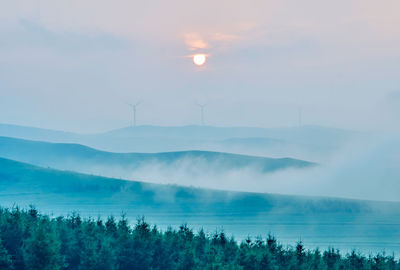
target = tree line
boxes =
[0,206,398,270]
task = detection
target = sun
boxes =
[193,54,206,66]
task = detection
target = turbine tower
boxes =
[196,103,206,126]
[129,102,141,127]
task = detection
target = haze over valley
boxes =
[0,124,398,201]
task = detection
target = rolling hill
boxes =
[0,157,399,254]
[0,123,359,161]
[0,123,82,142]
[0,136,314,181]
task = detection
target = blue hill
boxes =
[0,136,314,177]
[0,157,399,254]
[0,124,358,160]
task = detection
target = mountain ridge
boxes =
[0,136,315,178]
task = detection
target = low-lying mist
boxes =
[77,135,400,202]
[0,126,398,202]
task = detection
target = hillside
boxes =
[0,123,82,142]
[0,136,314,180]
[0,157,324,213]
[0,124,359,160]
[0,157,399,254]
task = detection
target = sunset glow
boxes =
[193,54,206,66]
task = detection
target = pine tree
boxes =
[178,247,195,270]
[310,249,324,270]
[323,248,341,270]
[296,241,305,268]
[1,208,25,270]
[346,250,364,270]
[0,237,12,270]
[23,219,63,270]
[260,250,276,270]
[79,220,115,270]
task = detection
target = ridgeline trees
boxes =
[0,207,398,270]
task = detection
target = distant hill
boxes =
[0,123,82,142]
[0,136,314,181]
[104,124,356,144]
[0,157,399,254]
[0,123,360,161]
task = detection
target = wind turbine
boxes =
[129,102,141,127]
[196,102,206,126]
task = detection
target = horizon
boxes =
[0,121,358,135]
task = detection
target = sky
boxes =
[0,0,399,133]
